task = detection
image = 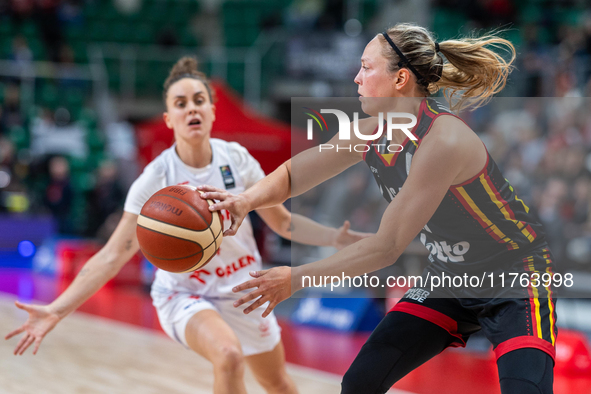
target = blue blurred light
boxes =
[18,240,36,258]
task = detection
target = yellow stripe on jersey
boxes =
[480,175,536,242]
[380,153,396,165]
[456,186,519,249]
[426,100,439,115]
[515,195,530,213]
[545,260,556,346]
[507,181,531,213]
[527,256,543,339]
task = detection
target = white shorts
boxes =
[153,292,282,357]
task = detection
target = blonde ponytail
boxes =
[381,23,516,111]
[437,35,515,111]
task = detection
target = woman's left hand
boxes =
[332,220,374,250]
[232,266,292,317]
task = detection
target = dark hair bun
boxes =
[169,57,200,78]
[163,56,215,103]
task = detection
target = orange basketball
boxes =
[136,185,223,273]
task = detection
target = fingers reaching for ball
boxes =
[198,185,231,202]
[198,185,251,237]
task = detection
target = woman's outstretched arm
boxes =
[230,116,485,317]
[5,212,140,355]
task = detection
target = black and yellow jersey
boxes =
[363,98,546,272]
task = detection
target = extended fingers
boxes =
[243,296,268,314]
[233,289,263,307]
[201,191,228,201]
[262,302,276,318]
[32,338,43,355]
[14,300,32,311]
[14,333,30,355]
[197,185,225,193]
[250,269,269,278]
[5,326,24,340]
[232,278,261,293]
[18,335,35,355]
[208,199,232,212]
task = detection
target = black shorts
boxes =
[391,245,558,361]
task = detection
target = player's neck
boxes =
[175,140,213,169]
[393,96,423,116]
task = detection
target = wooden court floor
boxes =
[0,293,344,394]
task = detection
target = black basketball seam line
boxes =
[197,222,223,261]
[139,213,210,232]
[137,223,203,248]
[138,226,204,261]
[213,224,222,249]
[137,223,219,252]
[202,209,220,251]
[153,191,217,247]
[139,202,222,271]
[183,227,224,272]
[157,238,218,273]
[138,223,219,251]
[180,262,202,273]
[152,193,213,226]
[208,211,222,250]
[140,246,204,261]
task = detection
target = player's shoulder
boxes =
[423,112,478,155]
[424,99,467,132]
[141,146,175,178]
[214,138,256,165]
[211,138,245,151]
[430,112,472,139]
[209,137,244,154]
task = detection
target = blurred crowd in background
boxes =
[473,98,591,272]
[1,0,591,271]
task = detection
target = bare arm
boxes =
[199,117,380,235]
[231,116,487,316]
[255,205,372,249]
[5,212,140,354]
[49,212,140,318]
[295,117,485,282]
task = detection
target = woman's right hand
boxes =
[5,300,61,355]
[198,185,250,236]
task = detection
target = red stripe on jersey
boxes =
[451,150,489,187]
[417,104,473,148]
[525,225,537,239]
[545,264,557,345]
[523,259,538,337]
[482,175,518,221]
[450,187,503,243]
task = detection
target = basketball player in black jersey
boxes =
[200,23,556,394]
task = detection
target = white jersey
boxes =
[124,138,266,301]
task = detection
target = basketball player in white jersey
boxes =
[5,57,369,394]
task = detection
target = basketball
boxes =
[136,185,223,273]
